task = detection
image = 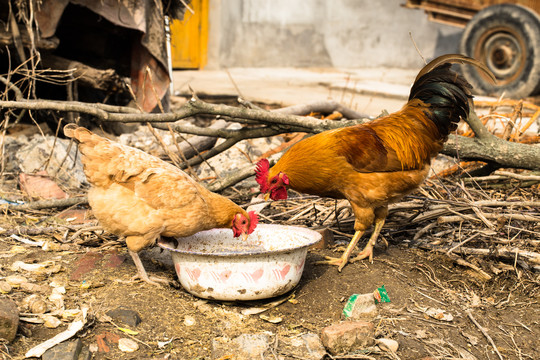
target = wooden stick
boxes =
[466,310,503,360]
[1,197,88,211]
[446,232,481,255]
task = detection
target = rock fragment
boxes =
[281,332,326,360]
[376,338,399,353]
[118,338,139,352]
[106,307,142,328]
[42,338,91,360]
[22,294,48,314]
[212,333,271,360]
[0,298,19,342]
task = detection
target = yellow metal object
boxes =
[170,0,208,69]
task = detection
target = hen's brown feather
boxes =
[64,124,249,249]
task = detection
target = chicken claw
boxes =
[350,244,374,263]
[315,256,350,272]
[314,230,365,272]
[130,273,171,287]
[350,217,386,264]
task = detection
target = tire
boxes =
[459,4,540,98]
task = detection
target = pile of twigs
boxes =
[257,171,540,274]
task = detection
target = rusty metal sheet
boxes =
[35,0,70,38]
[35,0,172,112]
[405,0,540,27]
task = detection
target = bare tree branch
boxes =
[0,98,362,130]
[273,99,368,119]
[1,196,88,211]
[442,112,540,170]
[0,97,538,178]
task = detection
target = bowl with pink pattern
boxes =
[158,224,321,300]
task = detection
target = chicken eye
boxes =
[271,178,277,184]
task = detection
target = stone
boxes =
[281,332,326,360]
[376,338,399,353]
[22,294,48,314]
[0,298,19,342]
[106,307,142,328]
[16,136,87,189]
[183,315,196,326]
[320,321,375,355]
[118,338,139,352]
[212,333,271,360]
[42,338,90,360]
[0,281,12,294]
[342,293,378,319]
[78,346,92,360]
[43,315,62,329]
[197,131,283,182]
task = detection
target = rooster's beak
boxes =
[242,233,249,241]
[264,192,270,201]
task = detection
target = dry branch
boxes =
[1,197,88,211]
[174,119,229,160]
[273,99,368,119]
[466,310,504,360]
[41,54,125,92]
[0,96,539,179]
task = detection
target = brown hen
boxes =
[65,125,258,285]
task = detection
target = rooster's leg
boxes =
[315,230,365,272]
[350,216,386,264]
[128,250,170,286]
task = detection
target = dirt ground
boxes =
[2,204,539,360]
[0,97,538,360]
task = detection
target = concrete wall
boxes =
[206,0,463,69]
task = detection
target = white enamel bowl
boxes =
[158,224,321,301]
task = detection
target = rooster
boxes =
[255,54,494,271]
[64,125,258,285]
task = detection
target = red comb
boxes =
[248,211,259,234]
[255,159,270,193]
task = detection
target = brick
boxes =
[69,252,104,281]
[320,321,374,355]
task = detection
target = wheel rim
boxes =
[473,26,527,86]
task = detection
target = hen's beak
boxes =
[242,233,249,241]
[264,192,270,201]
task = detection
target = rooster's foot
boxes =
[314,256,350,272]
[350,246,374,264]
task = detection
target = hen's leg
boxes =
[126,235,170,286]
[350,206,388,263]
[314,230,365,272]
[128,250,170,286]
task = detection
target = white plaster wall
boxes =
[206,0,463,69]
